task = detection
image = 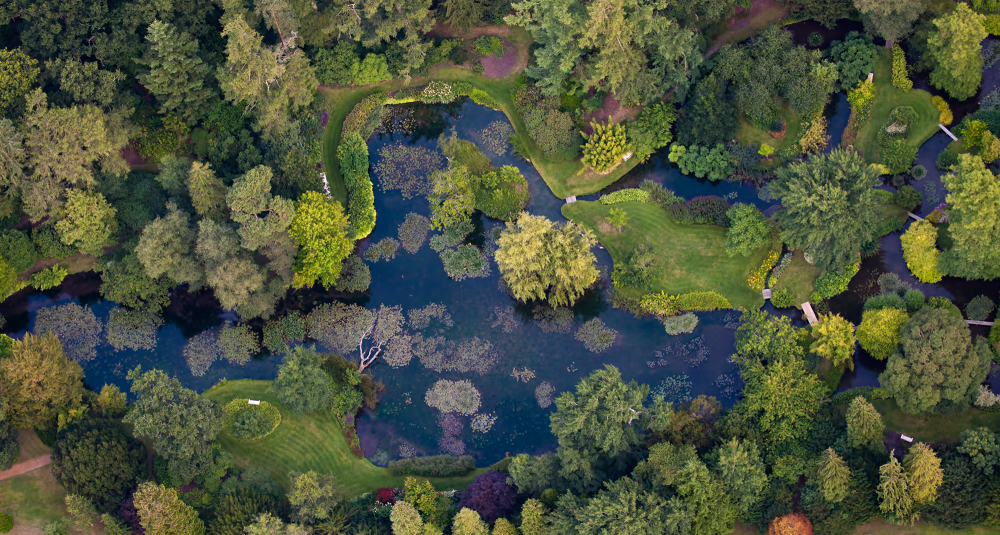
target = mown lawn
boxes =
[735,102,803,152]
[854,49,940,166]
[318,26,634,202]
[771,249,820,309]
[872,398,1000,443]
[0,465,102,535]
[203,380,485,496]
[562,200,767,310]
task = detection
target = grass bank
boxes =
[854,49,940,166]
[319,26,635,205]
[203,379,484,496]
[771,249,820,309]
[872,398,1000,443]
[562,200,768,310]
[736,102,803,152]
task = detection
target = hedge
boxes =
[338,131,376,239]
[677,291,731,311]
[600,188,650,205]
[831,386,890,405]
[388,454,475,477]
[222,399,282,442]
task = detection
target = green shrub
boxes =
[677,291,731,311]
[388,454,475,477]
[29,265,68,291]
[847,79,875,128]
[903,289,925,312]
[813,263,860,299]
[626,102,676,160]
[770,288,795,308]
[354,54,392,85]
[314,41,359,85]
[831,386,890,405]
[0,513,12,533]
[901,220,944,283]
[474,166,529,220]
[891,45,912,91]
[668,143,732,182]
[863,293,906,311]
[910,165,927,180]
[469,89,500,109]
[826,32,879,92]
[31,224,76,260]
[338,132,376,239]
[473,36,505,58]
[856,307,909,360]
[600,188,649,205]
[936,149,959,170]
[967,295,996,321]
[342,93,388,138]
[894,185,921,211]
[0,230,38,273]
[639,180,682,208]
[582,119,628,173]
[523,107,579,156]
[222,399,281,442]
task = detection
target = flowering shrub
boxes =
[376,488,397,505]
[813,262,860,299]
[600,188,649,205]
[535,382,556,408]
[425,380,482,415]
[900,220,944,283]
[421,81,456,104]
[748,249,781,291]
[222,399,281,441]
[768,252,793,287]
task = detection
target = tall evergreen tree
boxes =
[677,460,738,535]
[939,154,1000,280]
[227,165,295,251]
[132,481,206,535]
[711,439,768,515]
[441,0,487,33]
[139,21,214,125]
[187,162,229,223]
[846,396,885,451]
[817,448,851,503]
[878,454,913,524]
[903,442,944,505]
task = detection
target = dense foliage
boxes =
[51,420,146,513]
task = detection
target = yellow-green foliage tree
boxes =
[55,189,118,256]
[960,119,1000,164]
[891,45,912,91]
[289,191,353,289]
[0,47,39,116]
[900,220,944,283]
[811,313,857,370]
[878,454,913,524]
[932,96,953,125]
[582,119,628,173]
[0,333,85,428]
[847,79,876,128]
[856,307,909,360]
[903,442,944,505]
[133,481,205,535]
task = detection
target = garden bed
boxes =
[480,39,517,78]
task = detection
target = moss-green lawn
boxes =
[736,102,803,152]
[562,200,768,310]
[771,249,820,310]
[319,26,636,202]
[203,379,484,496]
[872,399,1000,443]
[854,49,940,166]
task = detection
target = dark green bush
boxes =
[936,149,959,170]
[0,513,12,534]
[230,410,274,442]
[640,180,682,209]
[473,36,505,58]
[893,185,922,212]
[910,164,927,180]
[0,230,38,273]
[830,386,890,405]
[903,289,925,312]
[863,293,906,311]
[388,454,475,477]
[31,225,76,260]
[770,288,795,308]
[0,421,18,471]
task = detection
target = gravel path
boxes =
[0,454,51,481]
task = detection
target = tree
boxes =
[136,204,204,288]
[100,253,173,312]
[20,89,128,221]
[390,501,423,535]
[452,508,489,535]
[627,102,676,160]
[330,0,434,78]
[740,358,825,446]
[442,0,486,33]
[187,162,229,223]
[495,213,599,308]
[939,154,1000,280]
[196,219,266,312]
[404,477,450,528]
[520,499,548,535]
[767,514,813,535]
[0,118,24,193]
[0,47,39,116]
[879,307,993,414]
[921,451,987,530]
[846,396,885,451]
[606,207,628,232]
[582,120,627,173]
[133,481,206,535]
[0,333,84,429]
[817,448,851,503]
[892,45,913,91]
[677,459,738,535]
[227,166,295,251]
[55,189,117,256]
[856,307,909,361]
[926,4,987,101]
[733,310,804,367]
[457,471,519,524]
[124,367,224,482]
[270,346,331,415]
[725,204,771,257]
[811,313,857,370]
[139,21,214,125]
[957,427,1000,475]
[288,471,340,525]
[217,17,283,116]
[878,454,913,524]
[51,420,145,513]
[772,149,882,272]
[290,191,353,289]
[574,476,691,534]
[825,32,879,92]
[492,518,518,535]
[306,302,406,373]
[208,491,277,535]
[711,439,768,514]
[244,513,310,535]
[901,220,944,283]
[0,421,19,471]
[903,442,944,505]
[65,495,98,529]
[427,165,475,231]
[853,0,924,43]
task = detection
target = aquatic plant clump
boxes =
[440,244,491,280]
[398,213,431,254]
[399,443,417,459]
[439,436,466,456]
[575,318,617,353]
[533,306,574,334]
[966,295,996,321]
[184,330,220,377]
[373,143,445,198]
[420,337,499,375]
[714,374,741,399]
[383,334,414,368]
[438,412,464,437]
[663,312,698,335]
[429,220,474,252]
[479,121,514,155]
[535,381,557,409]
[471,413,497,433]
[491,306,521,333]
[105,307,163,352]
[647,335,710,368]
[33,302,103,362]
[653,374,692,405]
[365,237,400,262]
[408,303,454,332]
[425,379,482,415]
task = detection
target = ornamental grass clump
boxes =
[581,119,628,173]
[425,379,482,415]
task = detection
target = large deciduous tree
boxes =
[306,302,406,373]
[136,204,204,288]
[55,189,117,256]
[853,0,924,43]
[133,481,206,535]
[495,213,599,308]
[0,333,85,429]
[270,346,331,415]
[740,358,826,447]
[938,154,1000,280]
[124,367,224,482]
[289,191,353,289]
[771,149,882,273]
[0,47,40,116]
[196,219,266,311]
[810,313,857,370]
[733,310,804,367]
[51,420,146,513]
[139,21,214,125]
[227,165,295,251]
[287,471,341,525]
[879,307,993,414]
[926,4,987,101]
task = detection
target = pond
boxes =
[1,72,996,465]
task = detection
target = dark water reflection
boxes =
[1,62,997,462]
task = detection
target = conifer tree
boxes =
[187,162,228,223]
[877,454,913,524]
[817,448,851,503]
[846,396,885,451]
[139,21,214,125]
[903,442,944,505]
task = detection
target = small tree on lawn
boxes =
[607,208,628,232]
